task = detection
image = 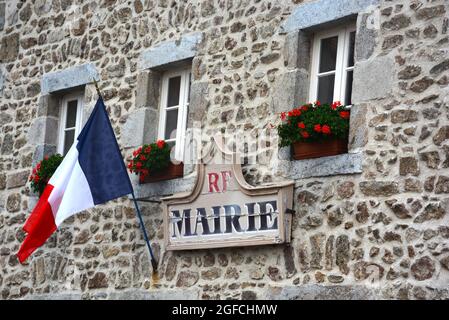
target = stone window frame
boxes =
[273,0,381,179]
[125,32,205,199]
[28,63,99,207]
[31,63,99,166]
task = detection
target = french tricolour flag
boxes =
[18,98,133,263]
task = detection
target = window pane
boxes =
[319,36,338,73]
[167,76,181,107]
[317,74,335,105]
[63,129,75,155]
[165,108,179,140]
[347,31,356,67]
[345,70,354,106]
[65,100,78,128]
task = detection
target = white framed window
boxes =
[309,25,356,106]
[57,92,84,156]
[158,68,191,161]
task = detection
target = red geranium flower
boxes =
[136,162,142,169]
[314,124,322,133]
[144,146,152,154]
[301,131,310,138]
[322,125,331,135]
[280,112,286,121]
[156,140,165,149]
[331,101,341,110]
[297,122,305,129]
[340,111,350,119]
[140,155,147,161]
[315,100,321,106]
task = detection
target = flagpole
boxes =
[131,192,158,273]
[92,79,158,273]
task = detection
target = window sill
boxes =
[130,172,196,199]
[275,146,363,179]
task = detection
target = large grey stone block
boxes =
[283,31,311,70]
[38,94,59,117]
[121,107,158,148]
[22,292,83,300]
[28,117,59,146]
[280,0,379,33]
[275,152,363,179]
[138,32,203,70]
[355,9,379,62]
[136,70,161,109]
[41,63,99,94]
[265,285,380,300]
[352,54,394,103]
[131,173,196,199]
[188,81,209,126]
[108,289,200,300]
[348,104,368,151]
[33,144,57,167]
[272,69,309,114]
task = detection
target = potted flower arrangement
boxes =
[277,101,350,160]
[29,154,64,197]
[128,139,183,183]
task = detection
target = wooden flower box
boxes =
[291,138,348,160]
[141,162,184,183]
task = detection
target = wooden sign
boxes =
[162,138,294,250]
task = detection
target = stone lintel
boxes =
[138,32,203,70]
[41,63,99,95]
[280,0,379,33]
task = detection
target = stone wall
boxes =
[0,0,449,300]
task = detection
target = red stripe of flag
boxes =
[17,184,57,263]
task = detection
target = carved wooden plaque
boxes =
[162,138,294,250]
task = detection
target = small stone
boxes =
[356,202,369,223]
[411,256,435,281]
[6,193,21,213]
[327,275,344,283]
[260,53,280,64]
[434,176,449,194]
[297,191,318,206]
[336,181,355,199]
[399,157,420,176]
[336,235,350,274]
[359,181,399,197]
[416,5,446,20]
[201,267,221,280]
[440,256,449,270]
[382,34,403,49]
[398,65,421,79]
[87,272,108,289]
[382,14,411,31]
[414,203,446,223]
[391,110,418,123]
[430,59,449,75]
[433,126,449,146]
[419,151,440,169]
[310,233,325,269]
[176,271,199,287]
[410,77,434,93]
[241,291,257,300]
[267,266,282,281]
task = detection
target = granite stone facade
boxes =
[1,0,449,300]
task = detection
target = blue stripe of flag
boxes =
[76,98,133,205]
